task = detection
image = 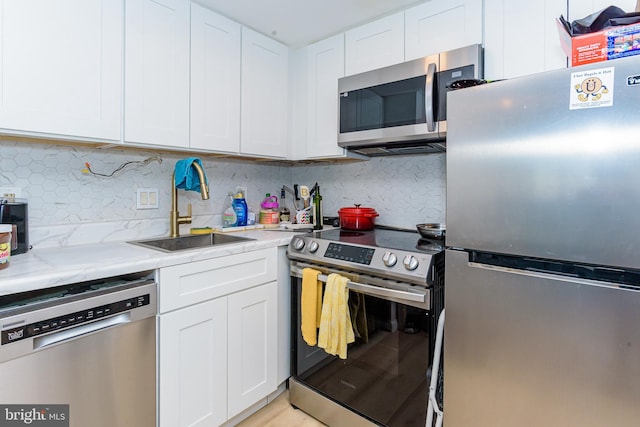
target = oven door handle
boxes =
[292,267,427,304]
[346,280,426,303]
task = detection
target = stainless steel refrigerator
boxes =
[444,55,640,427]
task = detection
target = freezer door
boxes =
[444,249,640,427]
[446,55,640,269]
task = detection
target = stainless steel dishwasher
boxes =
[0,272,157,427]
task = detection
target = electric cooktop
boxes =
[288,225,444,286]
[314,226,443,254]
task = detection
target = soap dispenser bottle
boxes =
[232,191,248,226]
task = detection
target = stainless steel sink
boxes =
[128,233,254,252]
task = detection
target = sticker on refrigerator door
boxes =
[570,67,614,110]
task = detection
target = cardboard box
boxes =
[557,18,640,66]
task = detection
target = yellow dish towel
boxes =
[301,268,323,346]
[318,273,355,359]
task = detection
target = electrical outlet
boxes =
[136,188,159,209]
[0,186,22,199]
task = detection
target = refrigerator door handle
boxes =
[467,260,630,291]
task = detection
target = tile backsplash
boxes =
[1,140,445,248]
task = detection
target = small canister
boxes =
[0,224,13,270]
[259,195,280,228]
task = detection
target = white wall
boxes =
[0,140,289,247]
[0,140,446,248]
[290,155,446,230]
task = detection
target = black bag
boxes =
[562,5,640,36]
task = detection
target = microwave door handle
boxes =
[425,62,436,132]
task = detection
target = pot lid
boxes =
[338,204,379,216]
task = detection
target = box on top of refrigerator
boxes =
[557,18,640,66]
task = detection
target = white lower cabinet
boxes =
[159,297,228,427]
[157,248,278,427]
[227,282,278,418]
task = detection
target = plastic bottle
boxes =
[259,194,280,228]
[312,183,323,230]
[0,224,12,270]
[247,207,256,225]
[232,191,248,226]
[222,192,237,227]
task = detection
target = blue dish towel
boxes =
[174,157,208,192]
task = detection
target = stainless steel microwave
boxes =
[338,44,483,156]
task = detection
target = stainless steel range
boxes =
[288,226,444,427]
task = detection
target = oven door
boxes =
[290,265,434,427]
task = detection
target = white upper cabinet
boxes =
[0,0,122,141]
[484,0,568,80]
[345,12,405,75]
[305,34,346,159]
[124,0,190,148]
[190,4,241,153]
[405,0,483,60]
[240,27,289,158]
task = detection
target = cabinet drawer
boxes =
[158,248,277,313]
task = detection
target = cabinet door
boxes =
[345,12,405,75]
[276,247,291,384]
[484,0,567,80]
[568,0,638,20]
[190,4,241,153]
[159,298,228,427]
[405,0,483,60]
[240,28,288,158]
[0,0,122,141]
[124,0,190,148]
[305,34,346,159]
[227,281,278,418]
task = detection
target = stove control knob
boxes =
[403,255,419,271]
[308,240,319,253]
[382,251,397,267]
[292,237,305,251]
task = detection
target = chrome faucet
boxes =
[170,162,210,238]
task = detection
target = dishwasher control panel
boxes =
[1,294,150,345]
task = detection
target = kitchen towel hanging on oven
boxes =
[301,268,323,346]
[318,273,355,359]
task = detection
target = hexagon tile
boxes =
[1,139,446,248]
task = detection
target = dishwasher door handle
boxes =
[34,313,131,350]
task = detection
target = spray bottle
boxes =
[222,192,237,227]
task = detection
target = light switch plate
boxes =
[136,188,159,209]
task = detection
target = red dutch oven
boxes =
[338,204,379,230]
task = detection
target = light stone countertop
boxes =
[0,229,305,296]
